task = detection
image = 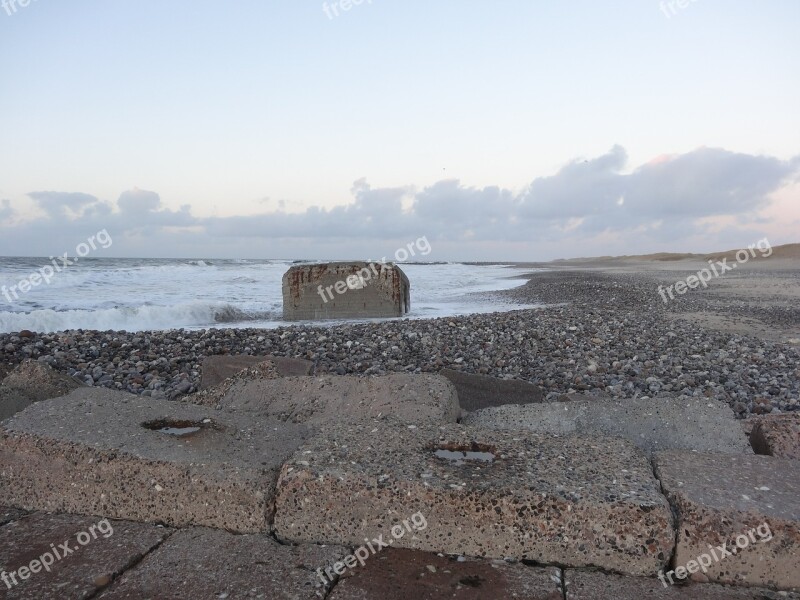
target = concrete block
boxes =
[439,369,544,413]
[0,360,83,421]
[0,512,171,600]
[654,451,800,591]
[274,419,674,576]
[329,548,563,600]
[750,414,800,459]
[283,262,410,320]
[463,396,752,457]
[564,570,800,599]
[199,354,314,389]
[189,373,460,427]
[0,388,313,532]
[98,527,347,600]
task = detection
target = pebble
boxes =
[0,271,797,416]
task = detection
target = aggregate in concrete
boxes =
[439,369,544,413]
[189,373,461,427]
[654,451,800,591]
[750,413,800,459]
[199,354,314,389]
[98,527,347,600]
[0,388,313,532]
[328,548,563,600]
[564,569,800,599]
[274,418,674,576]
[0,512,171,600]
[463,396,752,457]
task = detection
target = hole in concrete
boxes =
[433,442,496,464]
[142,418,211,437]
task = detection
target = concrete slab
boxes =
[0,388,313,532]
[654,451,800,591]
[0,360,83,422]
[189,374,460,427]
[0,512,171,600]
[0,507,26,526]
[329,548,562,600]
[98,527,347,600]
[199,354,314,389]
[463,396,752,457]
[439,369,544,413]
[564,569,800,599]
[750,414,800,459]
[274,419,674,576]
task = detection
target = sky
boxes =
[0,0,798,261]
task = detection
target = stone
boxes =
[199,354,314,389]
[564,569,800,599]
[274,419,674,576]
[98,527,347,599]
[750,413,800,459]
[283,262,410,320]
[463,396,752,457]
[439,369,544,413]
[329,548,563,600]
[0,360,83,421]
[0,512,170,600]
[654,451,800,591]
[189,373,460,427]
[0,388,313,533]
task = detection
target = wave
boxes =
[0,302,279,334]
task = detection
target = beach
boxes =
[2,249,797,417]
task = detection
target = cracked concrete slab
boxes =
[274,418,674,576]
[97,527,347,600]
[329,548,562,600]
[0,388,313,532]
[564,569,800,599]
[750,414,800,459]
[0,512,171,600]
[439,369,544,413]
[463,396,752,457]
[188,373,460,426]
[654,451,800,591]
[199,354,314,389]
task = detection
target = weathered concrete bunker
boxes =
[282,262,410,320]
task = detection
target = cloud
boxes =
[0,199,12,221]
[28,191,103,219]
[1,147,797,259]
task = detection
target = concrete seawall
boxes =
[282,262,410,320]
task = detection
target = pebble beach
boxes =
[2,266,798,417]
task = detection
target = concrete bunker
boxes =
[282,262,410,320]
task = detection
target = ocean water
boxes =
[0,258,538,334]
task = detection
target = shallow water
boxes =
[0,258,540,333]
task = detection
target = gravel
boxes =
[1,270,797,416]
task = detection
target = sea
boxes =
[0,258,539,334]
